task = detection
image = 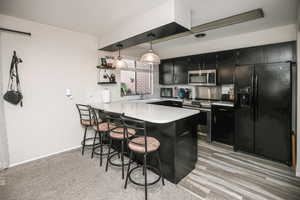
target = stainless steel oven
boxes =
[188,69,217,86]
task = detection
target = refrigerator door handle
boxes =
[251,74,254,107]
[255,75,259,121]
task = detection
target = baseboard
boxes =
[9,145,81,168]
[296,168,300,177]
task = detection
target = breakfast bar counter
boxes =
[91,101,200,184]
[91,101,199,123]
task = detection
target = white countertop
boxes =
[91,100,199,124]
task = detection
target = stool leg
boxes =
[144,154,148,200]
[82,126,87,156]
[99,132,103,166]
[121,140,124,179]
[156,150,165,185]
[124,150,133,189]
[91,130,97,159]
[105,137,112,172]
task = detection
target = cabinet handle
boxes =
[179,131,189,137]
[214,116,216,124]
[218,108,227,111]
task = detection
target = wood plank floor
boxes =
[179,141,300,200]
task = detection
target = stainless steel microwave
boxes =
[188,69,217,86]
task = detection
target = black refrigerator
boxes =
[235,62,292,165]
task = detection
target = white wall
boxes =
[0,32,9,169]
[296,1,300,177]
[0,14,101,167]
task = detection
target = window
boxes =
[120,59,153,96]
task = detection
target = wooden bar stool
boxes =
[90,107,113,166]
[121,115,164,200]
[104,111,136,179]
[76,104,99,155]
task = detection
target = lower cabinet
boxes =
[148,100,183,108]
[211,105,235,146]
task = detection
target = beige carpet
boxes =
[0,148,198,200]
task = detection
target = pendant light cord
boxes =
[148,33,155,51]
[116,44,123,59]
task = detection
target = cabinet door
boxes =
[203,53,217,69]
[173,59,188,84]
[211,106,235,146]
[159,60,174,85]
[188,55,203,70]
[263,42,294,63]
[237,46,264,65]
[217,50,236,85]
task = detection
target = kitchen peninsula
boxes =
[92,100,200,183]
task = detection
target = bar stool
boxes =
[76,104,99,155]
[105,111,136,179]
[90,107,114,166]
[121,115,164,200]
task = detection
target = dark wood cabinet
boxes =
[211,105,235,146]
[217,50,236,85]
[159,41,296,86]
[148,100,183,107]
[187,55,201,70]
[173,59,188,84]
[237,46,264,65]
[263,42,295,63]
[159,60,174,85]
[159,58,188,85]
[203,53,217,69]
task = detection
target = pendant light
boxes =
[140,33,161,64]
[113,44,127,69]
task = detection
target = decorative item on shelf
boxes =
[100,58,107,66]
[105,56,115,67]
[140,33,161,65]
[113,44,127,69]
[97,67,117,85]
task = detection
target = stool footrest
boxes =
[128,165,161,187]
[81,137,99,147]
[92,144,110,156]
[107,151,133,167]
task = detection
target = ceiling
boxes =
[0,0,165,37]
[0,0,298,51]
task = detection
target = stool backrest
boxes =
[120,115,148,152]
[76,104,92,126]
[89,107,104,128]
[103,111,123,131]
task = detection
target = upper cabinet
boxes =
[159,58,188,85]
[159,41,296,86]
[237,46,264,65]
[203,53,217,69]
[187,53,217,70]
[263,42,295,63]
[159,60,174,85]
[217,50,236,85]
[173,58,188,84]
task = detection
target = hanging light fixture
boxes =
[113,44,127,68]
[140,33,161,64]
